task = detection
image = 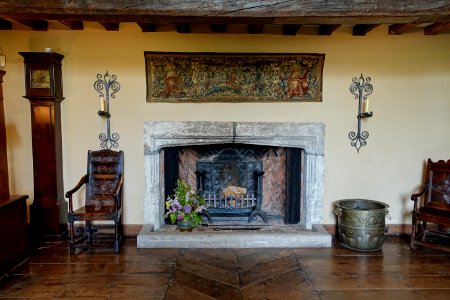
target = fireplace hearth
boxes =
[138,121,330,248]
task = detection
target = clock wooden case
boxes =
[19,52,67,241]
[20,52,64,99]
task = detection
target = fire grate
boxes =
[202,192,267,223]
[196,146,268,223]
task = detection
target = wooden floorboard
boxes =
[0,235,449,299]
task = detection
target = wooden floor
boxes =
[0,235,449,299]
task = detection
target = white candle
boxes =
[100,96,106,111]
[362,98,369,113]
[0,54,5,68]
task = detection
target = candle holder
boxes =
[93,71,120,149]
[348,74,373,153]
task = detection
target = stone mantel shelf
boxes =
[144,121,325,155]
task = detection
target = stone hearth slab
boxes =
[137,224,332,248]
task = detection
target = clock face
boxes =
[30,69,51,88]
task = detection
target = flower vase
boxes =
[177,219,194,232]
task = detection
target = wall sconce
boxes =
[93,71,120,149]
[0,42,6,68]
[348,74,373,152]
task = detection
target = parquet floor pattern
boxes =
[0,236,449,299]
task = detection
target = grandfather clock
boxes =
[19,52,67,240]
[0,70,9,199]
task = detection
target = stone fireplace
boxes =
[141,121,324,231]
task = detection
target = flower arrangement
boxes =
[165,179,206,227]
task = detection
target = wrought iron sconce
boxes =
[94,71,120,149]
[348,74,373,152]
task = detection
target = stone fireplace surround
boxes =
[138,121,330,248]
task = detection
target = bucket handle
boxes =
[385,209,391,220]
[334,207,342,217]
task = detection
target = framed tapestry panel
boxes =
[145,52,325,103]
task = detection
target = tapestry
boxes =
[145,52,325,102]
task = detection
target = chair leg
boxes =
[69,220,76,255]
[422,221,428,242]
[114,221,121,253]
[411,222,416,249]
[86,220,93,244]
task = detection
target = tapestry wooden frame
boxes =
[145,52,325,103]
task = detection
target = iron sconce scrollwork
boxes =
[94,71,120,149]
[349,74,373,153]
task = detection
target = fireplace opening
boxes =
[196,145,268,223]
[162,144,303,225]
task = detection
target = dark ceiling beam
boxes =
[248,24,264,34]
[211,23,227,33]
[137,22,156,32]
[424,22,450,35]
[176,23,191,33]
[318,24,340,35]
[0,14,439,26]
[0,0,448,20]
[0,17,12,30]
[99,21,119,31]
[388,23,417,35]
[0,1,448,35]
[58,20,83,30]
[282,24,301,36]
[352,24,379,36]
[14,19,48,31]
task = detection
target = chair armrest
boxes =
[65,174,88,212]
[411,183,428,212]
[65,174,88,198]
[113,174,123,198]
[113,174,124,209]
[411,184,427,202]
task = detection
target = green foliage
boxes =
[164,179,206,227]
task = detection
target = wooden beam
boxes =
[424,22,450,35]
[211,23,227,33]
[318,24,340,35]
[0,18,12,30]
[389,23,416,35]
[137,22,156,32]
[14,19,48,31]
[352,24,379,36]
[176,23,191,33]
[248,24,264,34]
[0,0,448,20]
[282,24,301,36]
[0,1,449,34]
[99,21,120,31]
[58,20,83,30]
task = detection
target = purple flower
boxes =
[196,205,205,213]
[177,213,183,221]
[184,205,192,214]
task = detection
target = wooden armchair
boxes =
[411,159,450,252]
[66,149,124,254]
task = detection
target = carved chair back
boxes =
[86,149,124,210]
[423,159,450,212]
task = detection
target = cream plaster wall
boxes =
[1,23,449,226]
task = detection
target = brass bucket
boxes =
[335,199,390,251]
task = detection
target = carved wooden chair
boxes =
[66,149,124,254]
[411,159,450,252]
